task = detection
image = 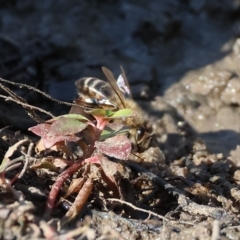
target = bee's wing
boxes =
[101,66,126,108]
[118,66,132,98]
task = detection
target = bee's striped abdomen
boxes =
[75,77,119,110]
[76,77,113,99]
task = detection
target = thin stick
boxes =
[107,198,194,226]
[0,94,55,119]
[0,77,80,108]
[107,197,168,221]
[1,157,24,173]
[18,142,34,178]
[0,82,44,122]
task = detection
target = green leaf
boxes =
[83,108,136,119]
[100,125,130,141]
[105,110,115,117]
[85,108,115,117]
[104,108,136,119]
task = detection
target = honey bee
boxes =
[72,66,153,152]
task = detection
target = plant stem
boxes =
[43,116,109,220]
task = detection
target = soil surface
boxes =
[0,1,240,239]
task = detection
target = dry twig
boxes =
[18,142,34,179]
[107,198,169,222]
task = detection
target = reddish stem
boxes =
[94,117,108,140]
[43,160,85,220]
[43,117,108,220]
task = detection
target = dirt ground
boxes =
[0,0,240,239]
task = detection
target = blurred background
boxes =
[0,0,239,100]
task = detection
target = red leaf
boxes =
[95,135,132,160]
[29,117,87,149]
[50,117,88,136]
[29,124,51,137]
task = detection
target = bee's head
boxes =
[130,123,153,152]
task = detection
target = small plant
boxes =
[0,67,153,225]
[29,107,136,222]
